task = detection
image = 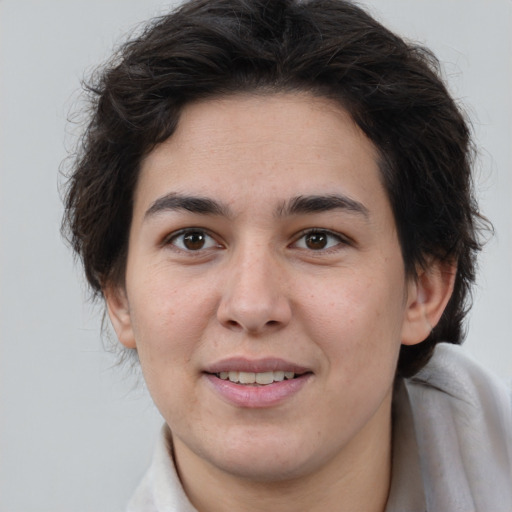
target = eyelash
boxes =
[164,227,350,254]
[164,229,222,252]
[291,229,350,252]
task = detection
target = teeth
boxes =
[238,372,256,384]
[218,370,297,385]
[273,370,285,382]
[255,371,274,385]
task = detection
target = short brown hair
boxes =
[62,0,488,377]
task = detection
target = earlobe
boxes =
[401,261,456,346]
[104,285,137,349]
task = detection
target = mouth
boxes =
[203,359,312,406]
[204,364,312,407]
[213,370,303,386]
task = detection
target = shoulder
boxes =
[402,343,512,511]
[411,342,511,408]
[126,426,198,512]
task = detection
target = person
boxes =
[62,0,512,510]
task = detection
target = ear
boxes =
[401,260,456,346]
[104,284,137,349]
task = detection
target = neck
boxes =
[171,394,393,512]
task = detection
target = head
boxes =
[63,0,484,378]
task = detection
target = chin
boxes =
[214,452,316,483]
[200,427,326,483]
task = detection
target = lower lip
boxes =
[204,373,311,408]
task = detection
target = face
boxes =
[108,93,428,484]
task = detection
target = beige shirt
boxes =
[127,344,512,512]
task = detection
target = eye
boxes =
[167,229,221,251]
[293,229,346,251]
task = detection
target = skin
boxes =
[106,93,454,512]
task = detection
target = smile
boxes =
[203,358,312,407]
[216,370,297,385]
[205,367,311,408]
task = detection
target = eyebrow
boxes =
[144,193,233,219]
[277,194,369,219]
[144,192,369,221]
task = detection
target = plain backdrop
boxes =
[0,1,510,510]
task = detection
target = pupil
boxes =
[306,232,327,250]
[184,232,205,250]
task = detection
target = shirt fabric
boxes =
[127,343,512,512]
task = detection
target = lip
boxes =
[204,357,310,374]
[203,357,312,408]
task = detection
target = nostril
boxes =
[226,319,241,329]
[217,291,292,333]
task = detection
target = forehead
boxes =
[135,93,387,222]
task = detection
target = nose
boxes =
[216,245,292,334]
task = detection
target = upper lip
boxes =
[204,357,311,375]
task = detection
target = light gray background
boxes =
[1,1,510,511]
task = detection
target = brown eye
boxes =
[169,230,220,251]
[183,232,207,250]
[293,230,345,251]
[305,232,328,250]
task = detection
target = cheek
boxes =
[298,271,406,369]
[126,276,211,420]
[127,269,216,364]
[297,276,405,425]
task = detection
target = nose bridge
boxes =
[217,236,291,333]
